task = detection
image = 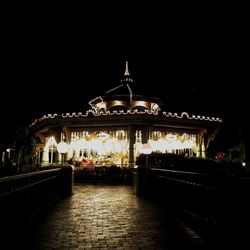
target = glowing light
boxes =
[46,136,57,149]
[57,142,69,154]
[141,143,153,155]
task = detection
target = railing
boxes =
[0,168,61,197]
[0,167,72,233]
[150,167,223,191]
[134,166,250,236]
[149,167,224,223]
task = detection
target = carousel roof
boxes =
[30,61,222,135]
[88,61,163,113]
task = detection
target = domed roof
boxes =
[89,61,163,113]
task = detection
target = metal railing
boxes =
[148,167,250,235]
[0,168,71,230]
[150,167,222,191]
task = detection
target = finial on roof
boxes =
[124,61,130,76]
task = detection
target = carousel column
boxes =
[54,129,62,164]
[56,152,62,164]
[64,127,72,162]
[196,144,201,158]
[74,149,80,159]
[201,138,206,158]
[128,129,136,168]
[196,133,201,158]
[66,148,73,162]
[41,146,49,166]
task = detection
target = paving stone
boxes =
[2,184,206,249]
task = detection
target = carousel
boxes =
[30,62,222,168]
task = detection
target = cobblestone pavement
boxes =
[7,184,203,249]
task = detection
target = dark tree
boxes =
[14,126,37,172]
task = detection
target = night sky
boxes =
[0,7,248,152]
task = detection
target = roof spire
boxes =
[124,61,130,76]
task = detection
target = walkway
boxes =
[4,185,206,249]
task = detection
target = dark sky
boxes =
[0,7,248,150]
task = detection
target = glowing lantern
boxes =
[57,142,69,164]
[141,143,153,167]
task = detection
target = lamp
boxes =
[57,141,69,165]
[141,143,152,167]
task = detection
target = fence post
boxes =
[60,166,73,197]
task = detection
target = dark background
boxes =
[0,5,248,152]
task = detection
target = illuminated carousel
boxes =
[30,62,222,168]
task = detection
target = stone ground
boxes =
[3,184,211,250]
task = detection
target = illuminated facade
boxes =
[31,62,222,167]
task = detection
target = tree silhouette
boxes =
[14,126,37,172]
